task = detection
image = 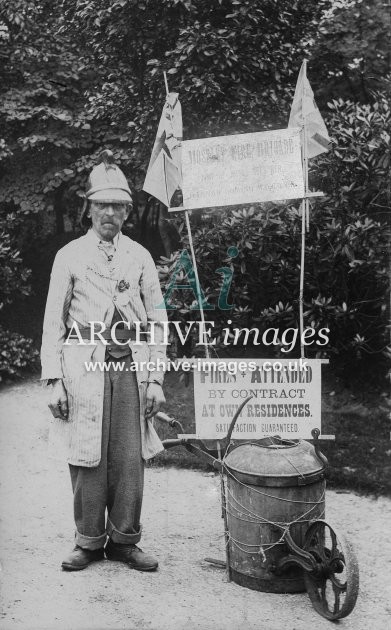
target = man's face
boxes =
[89,201,129,241]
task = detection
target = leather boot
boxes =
[105,540,158,571]
[61,545,105,571]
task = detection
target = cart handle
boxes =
[155,411,185,434]
[225,396,254,445]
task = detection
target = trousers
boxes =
[69,355,144,550]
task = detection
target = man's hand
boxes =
[145,383,165,419]
[48,379,69,421]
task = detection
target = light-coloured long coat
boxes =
[41,229,167,466]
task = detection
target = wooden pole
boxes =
[184,211,211,358]
[217,441,231,582]
[299,60,309,360]
[299,199,306,359]
[163,71,169,96]
[163,72,211,359]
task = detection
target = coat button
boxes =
[113,296,117,301]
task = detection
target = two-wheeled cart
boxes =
[156,402,359,622]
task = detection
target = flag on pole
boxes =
[143,92,182,207]
[288,61,330,158]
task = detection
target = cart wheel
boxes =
[303,520,359,620]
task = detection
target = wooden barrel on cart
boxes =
[223,438,327,593]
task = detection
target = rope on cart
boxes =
[220,466,325,556]
[225,483,325,527]
[223,465,325,504]
[226,531,286,555]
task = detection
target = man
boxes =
[41,150,167,572]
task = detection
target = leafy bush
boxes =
[0,214,32,306]
[315,92,390,214]
[310,0,389,103]
[0,326,39,381]
[0,213,39,379]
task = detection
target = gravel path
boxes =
[0,379,390,630]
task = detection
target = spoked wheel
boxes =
[303,520,359,620]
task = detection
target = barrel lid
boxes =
[224,438,324,482]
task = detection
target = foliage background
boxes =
[0,0,389,388]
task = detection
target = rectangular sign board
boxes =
[193,359,322,440]
[180,128,304,210]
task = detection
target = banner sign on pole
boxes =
[193,359,322,440]
[179,128,304,211]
